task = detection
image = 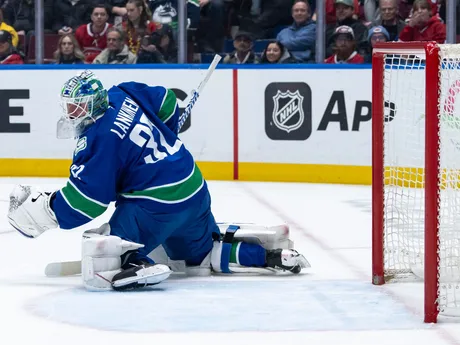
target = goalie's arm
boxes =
[52,132,121,229]
[8,131,121,237]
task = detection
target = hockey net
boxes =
[372,42,460,323]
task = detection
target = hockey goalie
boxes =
[7,70,310,291]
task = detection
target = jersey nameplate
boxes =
[111,97,138,139]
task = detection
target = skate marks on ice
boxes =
[24,279,426,333]
[343,199,372,214]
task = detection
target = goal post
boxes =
[371,42,460,323]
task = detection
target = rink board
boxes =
[0,64,427,184]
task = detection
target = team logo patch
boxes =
[74,136,87,156]
[265,82,312,141]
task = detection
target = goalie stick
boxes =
[178,54,221,130]
[45,54,222,278]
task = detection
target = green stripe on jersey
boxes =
[122,164,204,203]
[61,181,108,219]
[158,88,177,123]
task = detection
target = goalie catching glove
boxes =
[8,185,58,238]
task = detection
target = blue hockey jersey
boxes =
[52,82,207,230]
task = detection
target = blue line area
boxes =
[0,63,373,71]
[25,279,426,332]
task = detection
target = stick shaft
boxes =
[45,260,81,277]
[178,54,221,130]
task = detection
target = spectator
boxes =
[276,0,316,63]
[363,0,378,23]
[370,0,406,41]
[223,31,258,64]
[123,0,158,55]
[239,0,294,39]
[137,23,176,63]
[149,0,200,39]
[400,0,438,20]
[0,8,18,46]
[75,4,111,63]
[1,0,53,35]
[260,40,296,64]
[0,29,22,63]
[325,25,365,64]
[195,0,225,53]
[398,0,445,43]
[51,0,97,34]
[326,0,368,58]
[54,33,85,64]
[107,0,129,24]
[93,27,137,63]
[326,0,360,24]
[365,25,389,62]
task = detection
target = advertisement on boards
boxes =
[238,69,374,166]
[0,89,30,133]
[0,69,233,162]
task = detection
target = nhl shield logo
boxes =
[265,82,311,141]
[272,90,304,133]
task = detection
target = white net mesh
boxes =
[382,45,460,316]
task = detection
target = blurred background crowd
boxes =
[0,0,458,65]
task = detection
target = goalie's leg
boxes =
[81,224,172,291]
[213,223,309,273]
[210,238,310,274]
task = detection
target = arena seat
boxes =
[26,33,60,64]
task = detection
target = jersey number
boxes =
[70,164,85,179]
[129,114,182,164]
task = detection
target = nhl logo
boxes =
[272,90,304,133]
[265,82,311,141]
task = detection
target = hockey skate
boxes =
[266,249,310,273]
[111,262,172,291]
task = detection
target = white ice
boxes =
[1,178,460,345]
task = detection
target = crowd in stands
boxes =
[0,0,455,65]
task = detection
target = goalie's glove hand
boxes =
[8,185,58,238]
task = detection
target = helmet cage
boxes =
[56,70,108,139]
[57,95,96,139]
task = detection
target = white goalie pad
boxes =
[8,185,58,238]
[81,223,144,291]
[212,223,307,274]
[148,222,294,275]
[217,222,293,250]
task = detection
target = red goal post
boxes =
[371,42,460,323]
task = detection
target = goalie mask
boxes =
[57,70,108,139]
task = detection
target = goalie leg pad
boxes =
[211,224,311,274]
[211,225,267,273]
[8,185,57,238]
[217,222,293,250]
[82,224,145,291]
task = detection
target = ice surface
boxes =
[25,279,426,333]
[1,179,460,345]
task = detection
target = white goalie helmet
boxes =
[57,70,109,139]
